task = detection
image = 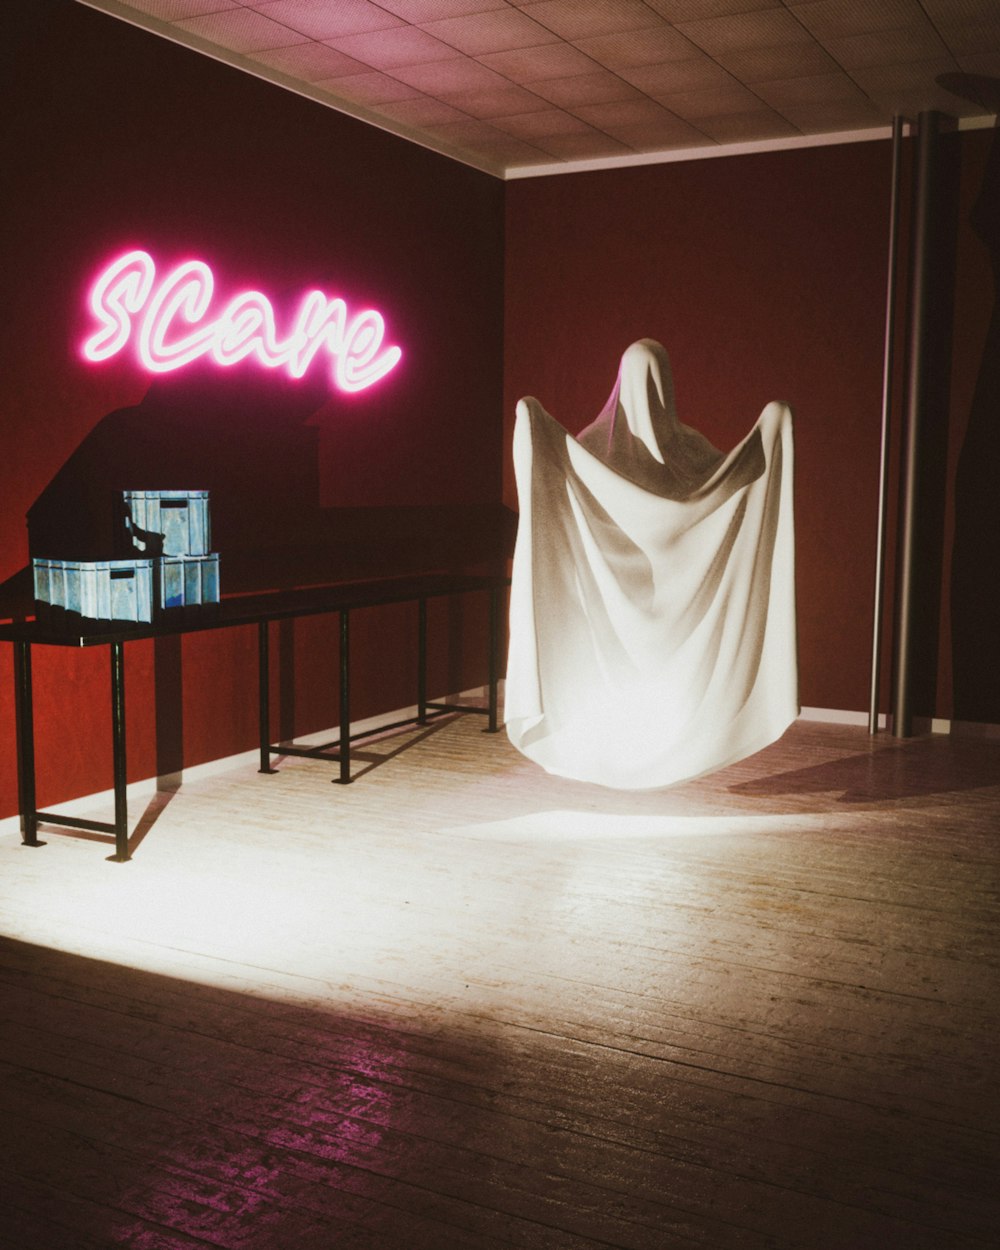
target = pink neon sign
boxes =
[82,249,402,392]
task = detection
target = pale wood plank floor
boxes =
[1,716,998,1249]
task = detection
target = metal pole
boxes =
[417,597,427,725]
[893,110,941,738]
[110,640,130,861]
[333,609,351,784]
[487,586,500,733]
[257,621,277,773]
[869,116,906,734]
[14,641,42,847]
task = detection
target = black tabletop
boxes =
[0,571,509,647]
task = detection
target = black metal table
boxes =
[0,572,508,862]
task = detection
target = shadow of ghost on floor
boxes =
[728,734,999,804]
[940,75,1000,725]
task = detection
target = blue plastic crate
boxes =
[157,553,221,611]
[33,557,154,623]
[121,490,211,557]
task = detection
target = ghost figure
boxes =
[505,339,798,789]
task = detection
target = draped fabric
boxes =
[505,340,798,790]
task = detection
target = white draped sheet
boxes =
[505,339,798,789]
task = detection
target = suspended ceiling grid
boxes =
[80,1,1000,176]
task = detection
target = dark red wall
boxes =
[504,133,999,721]
[0,1,505,820]
[2,3,996,826]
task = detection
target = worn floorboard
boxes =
[1,717,998,1248]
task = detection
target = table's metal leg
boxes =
[14,641,43,847]
[417,597,428,725]
[257,621,278,774]
[487,586,500,733]
[333,608,351,784]
[110,641,130,862]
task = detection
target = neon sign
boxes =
[82,249,402,392]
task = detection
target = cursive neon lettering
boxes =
[83,249,402,391]
[84,250,156,362]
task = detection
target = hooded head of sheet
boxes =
[505,339,798,790]
[576,339,724,497]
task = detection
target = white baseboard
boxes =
[799,706,882,727]
[799,707,1000,739]
[5,695,997,838]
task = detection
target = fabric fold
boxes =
[505,339,798,789]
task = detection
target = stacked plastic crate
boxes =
[122,490,220,615]
[32,490,220,624]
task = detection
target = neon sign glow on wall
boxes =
[82,249,402,392]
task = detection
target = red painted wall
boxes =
[2,5,995,827]
[0,1,506,820]
[503,133,1000,722]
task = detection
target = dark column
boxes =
[870,116,906,735]
[892,111,955,737]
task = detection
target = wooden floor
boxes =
[1,714,998,1249]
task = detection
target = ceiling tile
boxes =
[446,84,555,117]
[850,56,965,94]
[421,116,548,160]
[695,109,800,141]
[527,70,644,108]
[477,42,600,81]
[715,43,839,82]
[563,99,713,150]
[922,0,1000,29]
[924,4,1000,58]
[622,57,741,94]
[376,0,508,20]
[388,55,513,96]
[572,97,693,129]
[824,26,952,70]
[250,0,405,41]
[771,98,888,131]
[573,25,702,69]
[518,0,665,41]
[488,108,598,139]
[645,0,779,17]
[656,83,771,118]
[754,70,877,107]
[677,7,819,53]
[313,71,420,106]
[247,42,370,82]
[123,0,242,18]
[954,52,1000,83]
[324,26,463,69]
[789,0,927,40]
[849,57,980,115]
[419,9,561,55]
[529,130,635,160]
[172,8,305,52]
[375,95,468,125]
[91,0,1000,176]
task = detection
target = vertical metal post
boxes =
[14,641,42,847]
[110,640,130,862]
[869,116,906,734]
[257,621,277,773]
[334,609,351,784]
[487,586,500,733]
[893,111,941,738]
[417,597,428,725]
